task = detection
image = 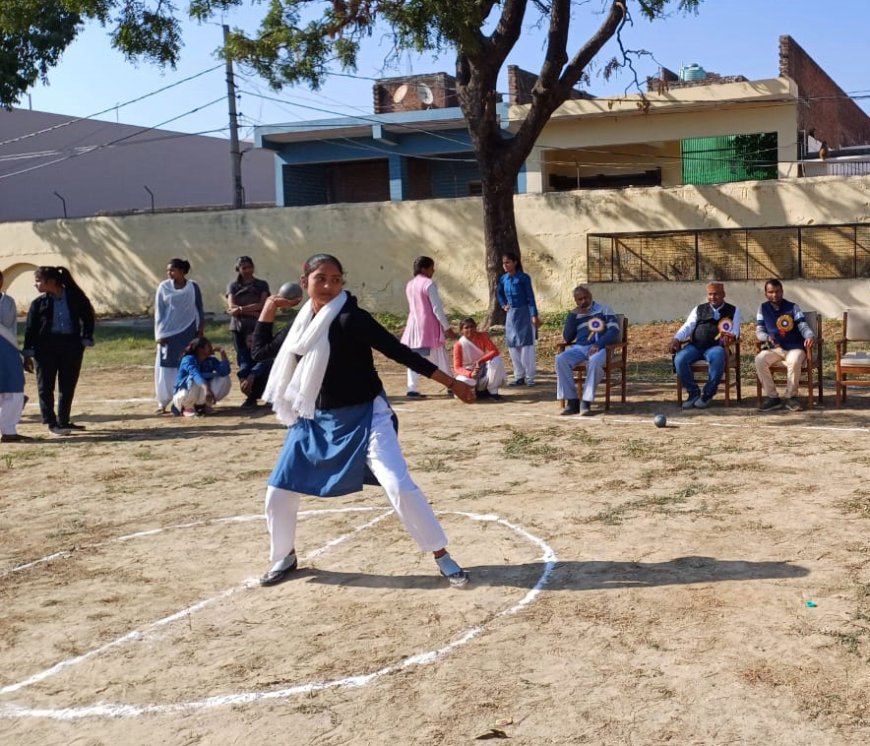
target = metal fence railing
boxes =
[587,224,870,282]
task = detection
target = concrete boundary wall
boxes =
[1,175,869,324]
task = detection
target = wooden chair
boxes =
[835,308,870,407]
[556,315,628,411]
[674,338,742,406]
[754,310,823,409]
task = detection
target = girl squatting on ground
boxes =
[252,253,474,588]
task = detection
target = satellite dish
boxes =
[392,84,408,103]
[417,83,434,106]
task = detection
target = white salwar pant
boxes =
[264,397,449,562]
[456,355,507,395]
[154,350,177,410]
[508,345,536,384]
[0,392,24,435]
[172,376,232,410]
[406,345,451,393]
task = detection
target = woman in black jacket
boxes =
[251,254,475,588]
[23,266,95,436]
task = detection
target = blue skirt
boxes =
[0,338,24,394]
[505,306,534,348]
[268,397,395,497]
[158,321,198,368]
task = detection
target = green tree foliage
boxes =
[2,0,702,320]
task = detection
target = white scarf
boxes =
[458,334,485,368]
[263,290,348,426]
[154,280,199,340]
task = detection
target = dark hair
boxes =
[302,253,344,278]
[234,255,254,284]
[502,252,524,273]
[168,258,191,274]
[413,256,434,276]
[182,336,211,356]
[460,316,477,328]
[764,278,783,291]
[35,266,82,292]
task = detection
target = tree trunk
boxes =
[480,166,520,328]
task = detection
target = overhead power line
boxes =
[0,65,224,149]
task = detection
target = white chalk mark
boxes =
[0,511,556,720]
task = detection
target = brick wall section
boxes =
[507,66,592,104]
[645,68,748,93]
[373,72,459,114]
[779,34,870,149]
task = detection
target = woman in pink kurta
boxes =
[400,256,455,398]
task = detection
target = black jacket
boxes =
[252,294,437,410]
[23,286,96,353]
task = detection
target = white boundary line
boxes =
[0,509,557,720]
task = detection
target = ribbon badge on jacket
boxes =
[776,314,794,337]
[587,316,605,342]
[715,318,733,341]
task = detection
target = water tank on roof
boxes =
[680,63,706,81]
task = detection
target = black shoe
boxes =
[60,422,85,431]
[406,391,427,399]
[579,401,593,416]
[489,393,503,402]
[508,378,526,387]
[560,399,581,416]
[759,396,783,411]
[48,425,71,437]
[241,397,258,409]
[259,553,298,586]
[170,404,182,417]
[1,433,33,443]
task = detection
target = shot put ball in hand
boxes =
[278,282,303,302]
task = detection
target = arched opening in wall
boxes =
[1,263,39,315]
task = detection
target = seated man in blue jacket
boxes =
[754,278,815,411]
[556,286,620,416]
[668,282,741,410]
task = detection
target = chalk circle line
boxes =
[0,508,557,720]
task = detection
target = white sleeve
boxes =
[674,306,699,342]
[732,307,742,337]
[427,282,450,331]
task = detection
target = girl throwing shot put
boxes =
[252,254,475,588]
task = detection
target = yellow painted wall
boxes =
[2,174,869,324]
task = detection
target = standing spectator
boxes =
[668,282,741,410]
[754,278,815,411]
[22,266,95,436]
[154,258,203,414]
[497,252,540,387]
[453,317,506,400]
[556,286,620,416]
[226,256,270,406]
[400,256,455,399]
[0,269,30,442]
[171,336,232,417]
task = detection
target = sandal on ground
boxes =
[259,552,298,587]
[435,552,470,588]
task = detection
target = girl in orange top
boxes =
[452,317,506,401]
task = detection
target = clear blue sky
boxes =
[21,1,870,140]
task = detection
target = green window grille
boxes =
[682,132,778,185]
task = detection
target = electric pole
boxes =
[224,24,244,209]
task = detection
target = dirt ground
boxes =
[2,350,870,745]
